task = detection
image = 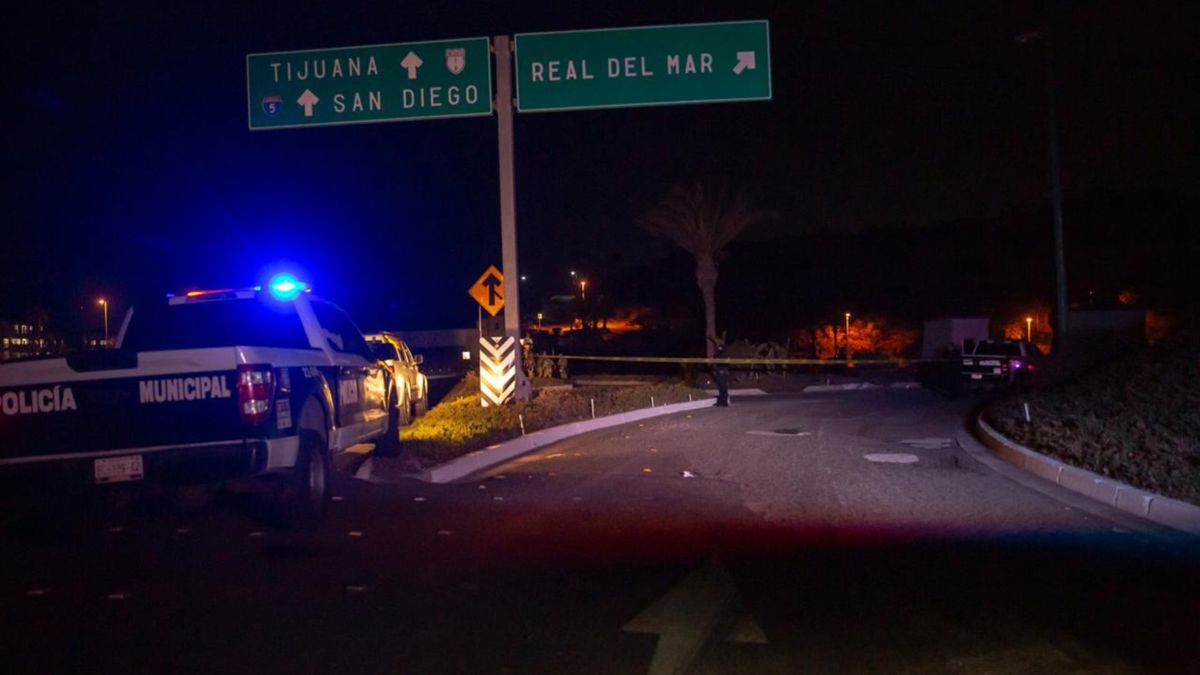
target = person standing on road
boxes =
[710,337,730,407]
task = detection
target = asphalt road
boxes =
[2,390,1198,674]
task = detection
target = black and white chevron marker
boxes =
[479,336,516,406]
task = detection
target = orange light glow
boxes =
[185,288,234,298]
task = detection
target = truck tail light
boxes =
[238,364,275,424]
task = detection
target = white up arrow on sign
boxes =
[400,51,424,79]
[296,89,319,116]
[733,51,757,74]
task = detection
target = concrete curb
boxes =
[418,398,716,484]
[976,415,1200,535]
[703,388,769,396]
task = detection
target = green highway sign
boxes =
[514,21,771,113]
[247,37,492,129]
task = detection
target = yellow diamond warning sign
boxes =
[468,265,505,316]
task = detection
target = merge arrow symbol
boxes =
[733,51,757,75]
[296,89,319,117]
[400,51,424,79]
[481,274,503,306]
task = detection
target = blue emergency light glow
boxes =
[268,273,306,300]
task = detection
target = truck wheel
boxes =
[273,399,330,529]
[375,390,404,457]
[414,393,428,417]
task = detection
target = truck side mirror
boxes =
[413,354,424,365]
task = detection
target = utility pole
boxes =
[1018,29,1068,343]
[494,35,532,401]
[1045,32,1068,342]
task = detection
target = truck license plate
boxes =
[94,455,144,484]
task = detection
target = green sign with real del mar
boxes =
[246,37,493,129]
[513,21,771,113]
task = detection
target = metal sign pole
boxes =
[494,35,531,401]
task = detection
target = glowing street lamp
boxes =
[98,298,109,346]
[1026,316,1033,341]
[579,279,588,300]
[844,312,852,362]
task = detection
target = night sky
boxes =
[4,1,1197,333]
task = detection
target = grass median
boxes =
[984,330,1200,506]
[387,374,709,472]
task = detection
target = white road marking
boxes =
[864,453,920,464]
[746,430,812,437]
[899,437,954,449]
[623,559,766,675]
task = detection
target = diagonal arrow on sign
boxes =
[732,50,757,74]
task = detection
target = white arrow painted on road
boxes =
[623,559,766,675]
[733,51,757,75]
[400,51,424,79]
[296,89,319,117]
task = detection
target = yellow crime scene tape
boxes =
[529,354,920,367]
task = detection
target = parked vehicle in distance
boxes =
[961,339,1044,386]
[364,332,428,429]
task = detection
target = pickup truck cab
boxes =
[365,331,428,429]
[961,339,1043,386]
[0,278,391,526]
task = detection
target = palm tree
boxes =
[639,183,774,357]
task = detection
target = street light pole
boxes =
[98,299,109,346]
[844,312,852,363]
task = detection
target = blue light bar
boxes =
[267,273,306,300]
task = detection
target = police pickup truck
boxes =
[0,276,395,526]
